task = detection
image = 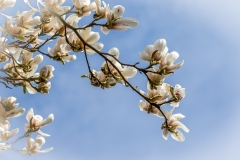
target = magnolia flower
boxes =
[15,10,41,29]
[19,51,44,94]
[161,108,189,142]
[66,27,103,54]
[170,84,185,107]
[21,135,53,155]
[0,143,10,152]
[101,48,137,84]
[0,0,16,10]
[37,0,71,15]
[38,82,51,94]
[46,15,65,36]
[1,20,33,41]
[24,108,54,136]
[90,70,116,88]
[146,72,166,90]
[94,0,109,19]
[139,83,169,117]
[159,51,184,75]
[0,31,9,62]
[0,97,25,122]
[72,0,96,17]
[40,65,55,81]
[101,5,138,34]
[139,39,168,63]
[0,120,19,141]
[48,37,76,63]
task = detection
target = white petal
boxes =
[114,18,138,29]
[166,60,184,71]
[111,5,125,18]
[122,67,137,78]
[171,130,185,142]
[26,108,34,122]
[162,128,168,140]
[85,32,100,44]
[139,52,151,62]
[153,39,166,52]
[36,114,54,127]
[100,26,110,34]
[37,130,50,137]
[25,83,37,94]
[108,47,119,62]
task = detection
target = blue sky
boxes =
[1,0,240,159]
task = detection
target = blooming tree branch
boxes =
[0,0,189,157]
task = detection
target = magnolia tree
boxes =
[0,0,188,156]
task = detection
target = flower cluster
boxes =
[0,97,53,154]
[0,0,189,157]
[138,39,188,141]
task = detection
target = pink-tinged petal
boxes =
[6,128,19,140]
[172,121,189,133]
[36,114,54,127]
[26,108,34,122]
[166,60,184,71]
[5,108,25,118]
[37,130,50,137]
[0,0,16,10]
[139,52,151,62]
[114,18,138,29]
[162,128,168,140]
[111,5,125,18]
[101,26,110,34]
[171,130,185,142]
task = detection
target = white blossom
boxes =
[66,27,103,54]
[38,0,71,15]
[0,143,11,152]
[94,0,109,19]
[0,97,25,122]
[139,39,168,63]
[162,108,189,142]
[170,84,186,107]
[159,51,184,75]
[20,135,53,155]
[48,37,77,63]
[24,108,54,137]
[72,0,96,17]
[101,5,138,34]
[15,10,41,29]
[139,83,169,117]
[0,120,19,141]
